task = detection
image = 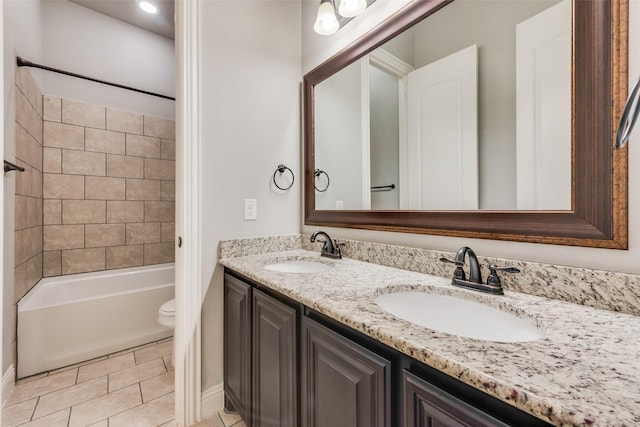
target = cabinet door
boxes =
[252,289,298,427]
[301,317,391,427]
[403,370,510,427]
[224,274,251,423]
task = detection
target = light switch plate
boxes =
[244,199,257,220]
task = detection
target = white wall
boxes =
[301,0,640,276]
[41,0,174,118]
[198,0,301,391]
[2,0,43,375]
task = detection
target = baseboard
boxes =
[2,364,15,406]
[201,382,224,419]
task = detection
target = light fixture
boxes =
[138,1,158,14]
[338,0,367,18]
[314,0,340,36]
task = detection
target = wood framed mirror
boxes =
[304,0,628,249]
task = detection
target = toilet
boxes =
[158,299,176,365]
[158,298,175,329]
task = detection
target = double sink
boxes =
[263,258,544,343]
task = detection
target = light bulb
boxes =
[138,1,158,14]
[338,0,367,18]
[314,0,339,36]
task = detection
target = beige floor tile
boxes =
[6,369,77,405]
[164,354,174,372]
[218,410,242,427]
[109,358,166,392]
[2,397,37,427]
[107,348,135,358]
[49,355,108,375]
[140,371,174,402]
[109,340,157,358]
[234,422,247,427]
[20,408,70,427]
[159,420,178,427]
[77,352,135,383]
[16,372,48,386]
[87,420,108,427]
[190,415,225,427]
[108,391,174,427]
[134,340,173,364]
[33,376,107,419]
[68,383,141,427]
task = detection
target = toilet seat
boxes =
[159,299,175,316]
[158,299,175,329]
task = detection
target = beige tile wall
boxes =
[42,97,175,276]
[14,68,43,303]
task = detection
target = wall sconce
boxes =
[314,0,340,35]
[338,0,367,18]
[314,0,374,36]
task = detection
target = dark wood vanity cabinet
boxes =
[223,274,252,422]
[224,270,552,427]
[224,273,298,427]
[252,288,297,427]
[403,370,509,427]
[301,317,391,427]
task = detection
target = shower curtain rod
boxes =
[16,56,175,101]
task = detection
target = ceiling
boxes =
[69,0,175,39]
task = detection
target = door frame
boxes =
[360,57,371,209]
[175,1,202,425]
[0,0,6,416]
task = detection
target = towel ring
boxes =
[314,169,330,192]
[273,164,294,191]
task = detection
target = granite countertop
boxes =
[219,249,640,427]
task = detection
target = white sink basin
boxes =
[375,291,544,342]
[263,260,332,273]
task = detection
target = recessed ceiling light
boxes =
[138,1,158,14]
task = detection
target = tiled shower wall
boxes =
[41,97,176,276]
[14,68,44,302]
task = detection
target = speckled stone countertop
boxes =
[219,249,640,427]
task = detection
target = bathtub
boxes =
[17,263,174,378]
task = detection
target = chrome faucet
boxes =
[310,231,343,259]
[440,246,519,295]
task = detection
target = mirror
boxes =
[304,0,628,248]
[315,0,571,211]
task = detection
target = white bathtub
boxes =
[17,263,174,378]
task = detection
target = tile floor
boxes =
[2,338,246,427]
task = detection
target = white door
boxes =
[516,0,571,210]
[407,45,478,210]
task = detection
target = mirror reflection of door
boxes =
[516,0,571,210]
[407,45,479,210]
[369,45,479,211]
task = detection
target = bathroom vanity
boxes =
[219,243,640,427]
[223,269,550,427]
